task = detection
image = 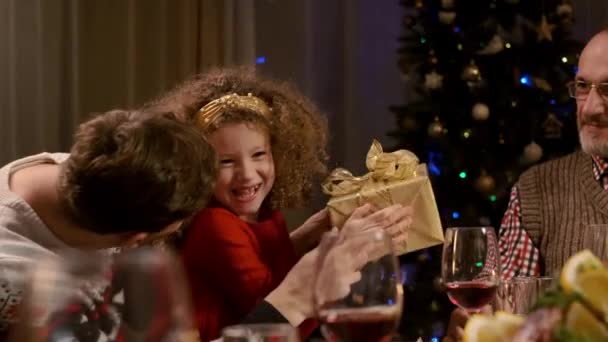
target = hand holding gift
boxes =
[322,140,443,255]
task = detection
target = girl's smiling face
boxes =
[208,123,275,222]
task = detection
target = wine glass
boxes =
[221,323,299,341]
[13,247,198,342]
[441,227,500,314]
[314,229,403,342]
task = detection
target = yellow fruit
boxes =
[565,301,608,340]
[576,269,608,321]
[463,315,504,342]
[463,313,524,342]
[494,311,525,336]
[560,250,604,293]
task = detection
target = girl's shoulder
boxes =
[182,207,256,249]
[190,206,245,229]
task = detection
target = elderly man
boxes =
[444,28,608,342]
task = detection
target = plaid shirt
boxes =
[498,155,608,280]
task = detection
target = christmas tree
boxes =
[390,0,582,339]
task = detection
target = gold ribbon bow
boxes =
[322,140,419,197]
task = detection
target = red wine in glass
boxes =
[446,281,497,312]
[319,306,399,342]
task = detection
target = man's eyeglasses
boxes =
[567,80,608,101]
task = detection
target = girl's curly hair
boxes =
[142,66,329,209]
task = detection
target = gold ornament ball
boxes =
[472,102,490,121]
[428,120,444,137]
[441,0,455,9]
[433,277,444,292]
[523,142,543,164]
[428,50,439,65]
[475,173,496,194]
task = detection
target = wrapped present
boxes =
[322,140,443,255]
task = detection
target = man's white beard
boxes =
[580,129,608,157]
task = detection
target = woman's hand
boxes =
[340,203,413,246]
[266,227,380,326]
[289,208,330,257]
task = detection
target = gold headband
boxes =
[195,93,272,129]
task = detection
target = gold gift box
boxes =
[322,140,444,255]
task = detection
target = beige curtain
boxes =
[0,0,255,165]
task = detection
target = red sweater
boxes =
[181,204,299,341]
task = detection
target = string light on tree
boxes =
[428,49,439,66]
[428,117,445,138]
[498,132,506,145]
[424,71,444,90]
[519,74,533,87]
[438,11,457,25]
[474,170,496,195]
[463,61,481,81]
[462,60,482,88]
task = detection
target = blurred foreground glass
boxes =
[441,227,500,314]
[582,224,608,260]
[13,247,197,342]
[493,277,537,314]
[221,324,298,342]
[314,229,403,342]
[536,276,555,296]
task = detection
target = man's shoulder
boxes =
[520,151,583,180]
[0,223,55,261]
[0,152,69,173]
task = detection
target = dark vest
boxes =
[518,150,608,276]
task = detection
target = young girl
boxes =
[144,67,412,341]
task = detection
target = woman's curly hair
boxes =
[142,66,329,209]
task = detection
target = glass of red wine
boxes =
[314,228,403,342]
[441,226,500,314]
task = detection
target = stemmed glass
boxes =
[314,229,403,342]
[12,247,197,342]
[441,227,500,314]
